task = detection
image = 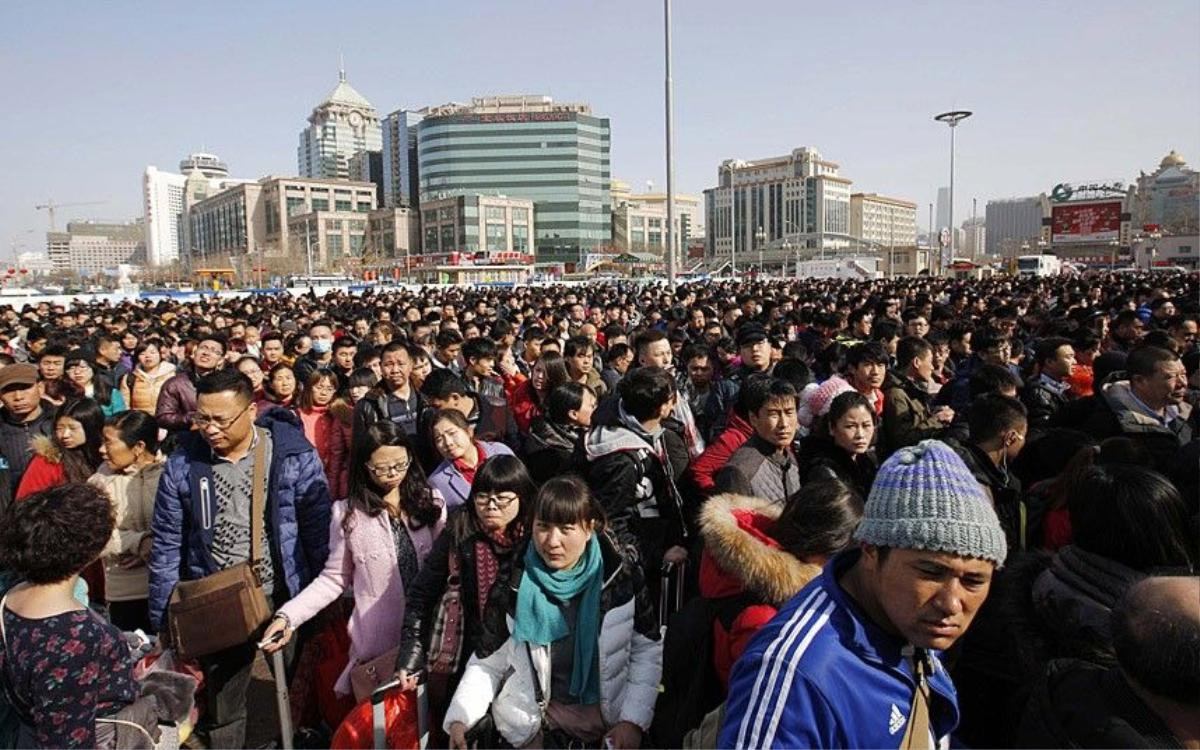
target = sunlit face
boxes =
[271,368,297,399]
[906,317,929,338]
[531,361,550,391]
[749,396,798,448]
[931,345,950,373]
[1044,345,1076,380]
[308,375,337,406]
[860,546,993,651]
[0,382,43,418]
[193,340,224,371]
[533,517,594,571]
[431,418,472,461]
[349,384,371,403]
[335,345,357,371]
[741,339,772,371]
[473,488,521,533]
[38,355,64,380]
[366,445,411,493]
[262,340,284,364]
[852,360,886,390]
[55,416,86,449]
[1133,359,1188,408]
[194,390,254,453]
[66,360,94,387]
[911,350,934,382]
[571,389,598,427]
[100,425,142,471]
[687,356,715,389]
[830,405,874,455]
[238,360,265,390]
[137,345,161,371]
[639,339,673,371]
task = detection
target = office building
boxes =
[142,152,254,266]
[849,193,918,248]
[416,94,611,264]
[349,150,384,204]
[986,196,1044,257]
[185,182,265,265]
[298,68,383,180]
[936,186,951,232]
[382,109,423,208]
[612,200,689,255]
[46,220,146,274]
[960,217,986,258]
[703,147,853,269]
[414,194,535,284]
[366,207,419,267]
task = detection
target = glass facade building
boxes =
[417,108,611,263]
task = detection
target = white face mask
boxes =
[311,339,332,354]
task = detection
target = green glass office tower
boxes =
[417,96,611,264]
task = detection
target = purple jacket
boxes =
[277,495,446,695]
[427,441,514,508]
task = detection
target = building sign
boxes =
[1050,182,1126,202]
[1051,201,1123,244]
[433,112,575,126]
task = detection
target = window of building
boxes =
[350,220,367,232]
[424,210,437,224]
[512,207,529,223]
[438,207,453,222]
[425,226,439,251]
[286,196,305,217]
[485,206,506,221]
[326,219,342,231]
[486,223,507,253]
[648,218,662,229]
[631,216,644,229]
[311,198,329,212]
[335,199,352,212]
[328,233,343,258]
[349,234,365,255]
[357,201,372,213]
[440,224,455,250]
[513,225,528,252]
[649,231,662,247]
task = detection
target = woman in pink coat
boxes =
[262,420,446,698]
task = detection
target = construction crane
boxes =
[34,199,105,232]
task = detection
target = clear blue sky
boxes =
[1,0,1197,260]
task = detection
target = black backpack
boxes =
[649,591,758,749]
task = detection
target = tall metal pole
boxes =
[935,110,972,275]
[663,0,676,290]
[305,220,314,278]
[730,168,737,277]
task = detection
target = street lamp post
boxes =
[729,167,737,279]
[934,110,972,276]
[782,240,794,277]
[755,226,766,276]
[663,0,677,291]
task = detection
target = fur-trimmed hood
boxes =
[30,433,62,464]
[699,493,821,606]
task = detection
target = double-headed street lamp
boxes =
[755,226,766,276]
[934,110,972,275]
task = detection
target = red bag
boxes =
[331,688,422,750]
[289,601,356,728]
[133,649,205,726]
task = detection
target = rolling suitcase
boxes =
[270,647,295,750]
[372,678,429,750]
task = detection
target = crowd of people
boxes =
[0,269,1196,749]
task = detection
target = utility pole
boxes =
[663,0,677,290]
[730,166,737,277]
[934,110,973,275]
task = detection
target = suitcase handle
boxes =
[371,674,429,750]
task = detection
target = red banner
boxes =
[1051,201,1122,244]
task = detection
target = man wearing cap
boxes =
[704,322,774,441]
[0,364,54,512]
[720,439,1007,749]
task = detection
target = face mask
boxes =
[311,339,332,354]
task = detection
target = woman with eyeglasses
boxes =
[427,408,514,509]
[296,369,340,492]
[395,454,537,743]
[261,421,445,702]
[65,350,127,417]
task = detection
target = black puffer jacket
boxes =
[395,508,522,675]
[0,402,53,513]
[1016,659,1182,749]
[794,435,877,499]
[523,417,583,484]
[1021,376,1071,437]
[947,439,1027,555]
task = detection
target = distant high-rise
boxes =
[416,95,611,263]
[382,110,423,208]
[985,196,1043,257]
[46,220,145,273]
[143,152,253,266]
[298,66,382,179]
[936,186,951,231]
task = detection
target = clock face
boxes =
[349,112,363,127]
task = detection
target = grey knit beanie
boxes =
[854,439,1008,567]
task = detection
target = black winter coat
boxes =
[523,417,583,484]
[794,435,878,499]
[0,403,53,514]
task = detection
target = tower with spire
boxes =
[297,60,382,179]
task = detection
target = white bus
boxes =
[1016,255,1062,277]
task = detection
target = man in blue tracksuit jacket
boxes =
[720,440,1008,749]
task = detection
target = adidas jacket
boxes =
[718,550,960,749]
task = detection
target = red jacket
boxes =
[697,493,821,688]
[686,412,754,494]
[511,379,543,434]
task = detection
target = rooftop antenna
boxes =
[339,52,346,82]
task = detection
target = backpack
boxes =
[649,591,758,749]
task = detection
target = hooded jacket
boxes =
[879,370,945,458]
[147,408,332,630]
[89,458,166,602]
[1016,659,1182,749]
[444,532,662,747]
[697,493,822,687]
[1081,380,1193,474]
[122,362,177,415]
[523,416,583,484]
[719,550,961,749]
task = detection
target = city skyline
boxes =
[1,0,1197,262]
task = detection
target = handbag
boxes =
[425,549,464,676]
[166,433,273,660]
[349,645,400,704]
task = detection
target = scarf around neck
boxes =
[513,534,604,705]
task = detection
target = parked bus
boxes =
[1016,254,1062,277]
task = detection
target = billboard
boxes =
[1051,201,1122,244]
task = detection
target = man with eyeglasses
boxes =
[155,333,227,438]
[149,369,331,748]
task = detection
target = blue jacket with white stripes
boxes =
[718,550,961,749]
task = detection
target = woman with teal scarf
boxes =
[444,476,663,749]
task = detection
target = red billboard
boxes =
[1051,201,1122,244]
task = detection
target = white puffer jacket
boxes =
[443,538,663,747]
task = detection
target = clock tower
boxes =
[297,64,382,179]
